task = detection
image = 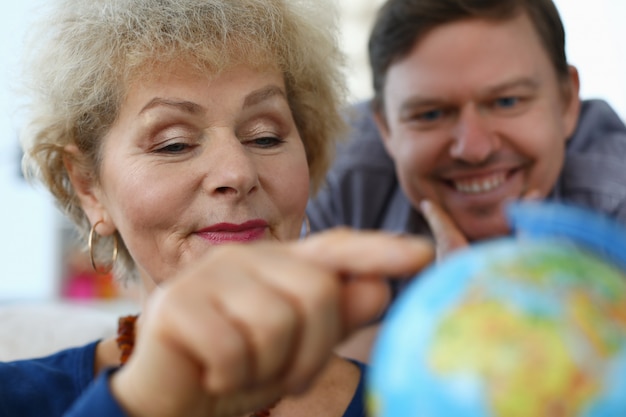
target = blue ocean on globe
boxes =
[368,202,626,417]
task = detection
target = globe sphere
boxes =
[368,203,626,417]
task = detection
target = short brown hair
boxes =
[369,0,568,111]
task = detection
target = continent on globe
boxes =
[368,202,626,417]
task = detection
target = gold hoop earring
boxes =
[302,215,311,238]
[88,220,118,275]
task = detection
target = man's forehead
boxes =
[383,15,552,99]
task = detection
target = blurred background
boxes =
[1,0,625,305]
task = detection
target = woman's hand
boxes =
[110,228,433,417]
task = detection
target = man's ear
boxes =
[63,145,115,235]
[562,65,582,141]
[372,107,395,158]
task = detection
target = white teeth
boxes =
[454,173,506,194]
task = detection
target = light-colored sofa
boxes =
[0,301,137,361]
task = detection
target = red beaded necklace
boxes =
[116,315,278,417]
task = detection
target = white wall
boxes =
[0,1,624,301]
[554,0,626,120]
[0,0,59,301]
[337,0,386,103]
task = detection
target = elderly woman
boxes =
[4,0,433,416]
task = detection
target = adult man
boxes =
[308,0,626,254]
[308,0,626,359]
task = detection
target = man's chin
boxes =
[458,217,512,243]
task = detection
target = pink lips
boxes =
[196,220,268,244]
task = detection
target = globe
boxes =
[368,202,626,417]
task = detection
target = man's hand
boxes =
[419,199,468,262]
[420,190,542,262]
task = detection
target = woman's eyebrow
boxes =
[139,98,205,116]
[243,85,287,108]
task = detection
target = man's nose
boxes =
[449,104,500,164]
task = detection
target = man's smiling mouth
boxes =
[450,172,509,194]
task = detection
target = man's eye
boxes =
[415,109,444,122]
[495,97,519,108]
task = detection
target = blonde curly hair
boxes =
[21,0,347,281]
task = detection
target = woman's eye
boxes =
[155,142,191,153]
[248,136,285,148]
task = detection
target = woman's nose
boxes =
[449,105,500,164]
[201,135,259,198]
